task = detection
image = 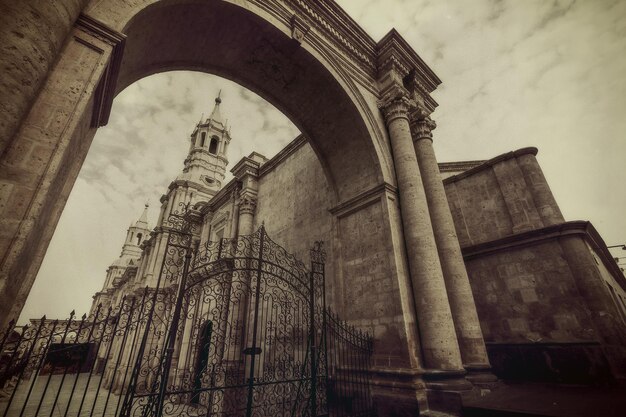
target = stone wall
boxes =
[446,149,626,383]
[444,148,564,247]
[249,138,416,368]
[466,240,595,344]
[253,138,335,289]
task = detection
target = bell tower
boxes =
[157,91,232,225]
[181,91,231,195]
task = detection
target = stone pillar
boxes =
[517,151,564,226]
[237,196,257,236]
[411,113,494,382]
[232,157,261,237]
[378,91,466,386]
[0,0,90,153]
[0,14,125,326]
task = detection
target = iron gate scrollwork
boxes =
[0,208,376,417]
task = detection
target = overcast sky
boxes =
[19,0,626,323]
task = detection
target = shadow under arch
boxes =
[92,0,389,204]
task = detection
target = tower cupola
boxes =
[179,91,231,195]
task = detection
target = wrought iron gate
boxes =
[0,211,375,417]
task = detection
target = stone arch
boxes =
[0,2,458,413]
[88,0,391,203]
[0,0,402,321]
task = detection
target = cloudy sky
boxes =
[19,0,626,322]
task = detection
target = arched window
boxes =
[209,137,219,154]
[200,132,206,147]
[136,233,143,245]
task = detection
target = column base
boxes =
[463,363,498,386]
[421,369,471,416]
[369,366,429,416]
[422,368,472,391]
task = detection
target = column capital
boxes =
[238,194,257,216]
[377,85,416,125]
[410,114,437,142]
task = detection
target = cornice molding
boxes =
[285,0,377,71]
[443,147,539,185]
[376,29,441,112]
[461,220,626,291]
[329,182,397,218]
[231,156,260,180]
[438,160,486,173]
[259,134,308,178]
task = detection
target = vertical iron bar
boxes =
[89,300,125,417]
[76,305,113,417]
[48,313,87,417]
[119,228,175,417]
[2,318,44,417]
[309,271,317,417]
[245,227,265,417]
[34,311,75,417]
[102,297,137,415]
[115,288,149,417]
[18,319,59,417]
[154,245,193,417]
[63,305,102,417]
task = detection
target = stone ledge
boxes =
[443,147,538,185]
[461,220,626,291]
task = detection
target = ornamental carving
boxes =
[377,84,415,124]
[410,115,437,141]
[239,196,258,216]
[290,14,310,44]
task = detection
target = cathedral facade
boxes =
[1,1,626,415]
[85,93,626,415]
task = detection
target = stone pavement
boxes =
[0,374,120,417]
[462,381,626,417]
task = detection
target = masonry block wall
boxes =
[444,148,626,384]
[254,138,334,270]
[253,138,416,369]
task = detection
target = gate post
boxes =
[310,241,327,416]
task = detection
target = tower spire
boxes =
[135,203,149,228]
[208,91,224,127]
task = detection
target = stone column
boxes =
[411,113,494,382]
[379,91,466,384]
[237,195,257,237]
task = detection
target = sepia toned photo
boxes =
[1,1,624,416]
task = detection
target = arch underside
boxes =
[100,0,387,203]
